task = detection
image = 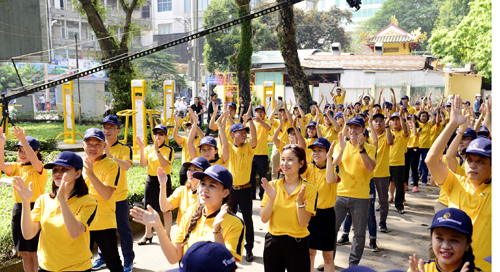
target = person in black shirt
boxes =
[205,93,220,136]
[190,97,204,126]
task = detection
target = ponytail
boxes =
[461,235,476,271]
[183,204,204,244]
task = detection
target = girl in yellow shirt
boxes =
[0,127,47,272]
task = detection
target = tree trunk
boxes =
[277,2,312,114]
[234,0,253,114]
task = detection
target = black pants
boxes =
[179,164,188,186]
[145,175,171,213]
[90,229,123,272]
[405,148,420,187]
[228,187,254,252]
[263,233,310,272]
[205,113,214,136]
[390,166,406,210]
[250,155,269,199]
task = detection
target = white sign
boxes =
[166,92,172,119]
[266,96,273,119]
[65,94,72,129]
[135,98,144,142]
[132,80,143,87]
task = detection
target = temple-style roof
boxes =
[360,16,426,48]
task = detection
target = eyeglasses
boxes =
[153,131,166,136]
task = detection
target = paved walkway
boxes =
[94,185,440,272]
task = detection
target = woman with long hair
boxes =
[13,151,97,272]
[131,165,245,263]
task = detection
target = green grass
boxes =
[12,122,97,142]
[0,185,14,261]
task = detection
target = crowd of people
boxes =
[3,83,491,272]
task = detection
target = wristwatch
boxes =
[359,148,366,154]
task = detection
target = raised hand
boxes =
[136,136,145,149]
[408,254,425,272]
[296,184,307,207]
[327,140,335,157]
[338,132,346,149]
[157,167,168,187]
[261,177,276,200]
[83,157,94,173]
[12,176,33,202]
[191,111,199,126]
[130,205,162,228]
[213,203,229,230]
[154,137,160,152]
[356,134,365,151]
[0,127,6,144]
[174,115,180,125]
[449,95,469,126]
[56,173,71,202]
[12,126,27,142]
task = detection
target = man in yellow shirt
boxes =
[82,128,123,272]
[249,105,271,200]
[227,115,257,262]
[332,116,376,266]
[425,95,491,272]
[388,112,409,215]
[401,95,416,115]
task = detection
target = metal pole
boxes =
[191,0,199,100]
[75,33,82,125]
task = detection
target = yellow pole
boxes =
[131,80,147,160]
[263,81,276,120]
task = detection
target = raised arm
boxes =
[0,128,13,175]
[377,89,384,105]
[483,95,491,134]
[399,107,409,137]
[172,115,183,144]
[217,111,230,163]
[12,126,44,173]
[244,112,258,149]
[12,177,41,239]
[272,116,284,149]
[384,109,394,145]
[208,101,219,131]
[445,118,469,173]
[136,136,148,168]
[331,132,346,166]
[186,111,200,161]
[325,142,339,184]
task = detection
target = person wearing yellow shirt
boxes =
[131,165,246,264]
[248,105,272,200]
[318,109,340,145]
[99,115,135,271]
[353,102,362,116]
[260,144,318,272]
[82,128,123,271]
[417,109,436,185]
[270,106,291,180]
[334,86,346,105]
[304,121,319,164]
[208,101,238,145]
[370,112,394,232]
[303,138,340,272]
[359,91,374,112]
[404,114,420,190]
[332,116,376,267]
[408,208,481,272]
[272,112,307,159]
[173,114,203,186]
[305,101,324,124]
[388,111,409,216]
[13,151,98,272]
[424,95,491,272]
[227,113,257,262]
[401,95,416,115]
[0,127,47,272]
[137,124,174,245]
[292,103,307,138]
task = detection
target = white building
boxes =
[152,0,209,35]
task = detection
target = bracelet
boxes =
[213,227,223,235]
[359,148,366,154]
[385,125,390,128]
[160,186,167,190]
[296,202,306,208]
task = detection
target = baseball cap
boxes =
[415,101,421,105]
[354,101,361,106]
[383,101,393,108]
[324,103,330,109]
[334,112,343,119]
[373,113,385,120]
[153,124,169,134]
[373,103,381,108]
[167,241,236,272]
[358,112,367,118]
[306,121,317,128]
[478,126,490,136]
[347,116,365,128]
[463,101,470,105]
[44,151,84,171]
[83,128,105,142]
[308,137,331,151]
[287,127,301,134]
[182,156,211,171]
[198,136,218,148]
[430,207,473,235]
[342,266,377,272]
[227,102,237,110]
[101,115,121,127]
[13,136,40,151]
[230,122,249,134]
[185,122,192,127]
[193,165,233,189]
[401,95,409,100]
[338,104,344,108]
[255,105,266,113]
[462,128,477,139]
[465,137,491,158]
[445,102,452,107]
[390,112,400,119]
[293,104,304,110]
[324,110,334,117]
[278,107,285,111]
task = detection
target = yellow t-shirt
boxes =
[303,162,338,209]
[271,120,291,152]
[335,141,376,199]
[32,193,97,272]
[335,94,345,105]
[361,104,370,112]
[83,155,120,230]
[439,170,491,272]
[7,162,48,203]
[213,120,234,145]
[405,259,482,272]
[167,186,198,226]
[390,130,408,166]
[109,141,133,202]
[372,132,391,178]
[176,136,201,163]
[145,144,174,175]
[407,127,419,148]
[254,121,271,156]
[228,141,256,186]
[305,112,323,124]
[319,124,338,145]
[438,155,466,206]
[304,138,317,165]
[405,105,416,115]
[209,156,229,168]
[261,178,318,238]
[429,124,441,145]
[417,121,432,149]
[172,208,245,262]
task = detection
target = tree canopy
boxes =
[0,63,43,93]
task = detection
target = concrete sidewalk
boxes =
[93,185,440,272]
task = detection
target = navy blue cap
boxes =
[44,151,84,171]
[293,104,304,110]
[342,266,377,272]
[402,105,407,110]
[227,102,237,110]
[308,101,318,106]
[445,102,452,107]
[101,115,121,127]
[13,136,40,151]
[287,127,301,134]
[83,128,105,142]
[415,101,421,105]
[463,128,477,139]
[401,95,409,100]
[230,122,249,134]
[308,137,331,151]
[338,104,344,108]
[347,116,365,128]
[465,137,491,158]
[354,101,361,106]
[334,112,344,119]
[358,112,367,118]
[306,121,317,128]
[255,105,266,113]
[182,156,211,171]
[390,112,400,119]
[478,126,490,136]
[383,101,393,108]
[363,129,370,137]
[193,165,233,189]
[430,208,473,235]
[373,103,381,108]
[324,103,330,109]
[323,110,334,117]
[463,101,470,105]
[198,136,218,148]
[373,113,385,120]
[167,241,236,272]
[153,124,169,134]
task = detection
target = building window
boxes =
[184,0,191,12]
[158,0,172,12]
[61,27,66,39]
[199,0,210,11]
[158,23,173,34]
[142,5,150,18]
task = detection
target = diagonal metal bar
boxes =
[5,0,302,100]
